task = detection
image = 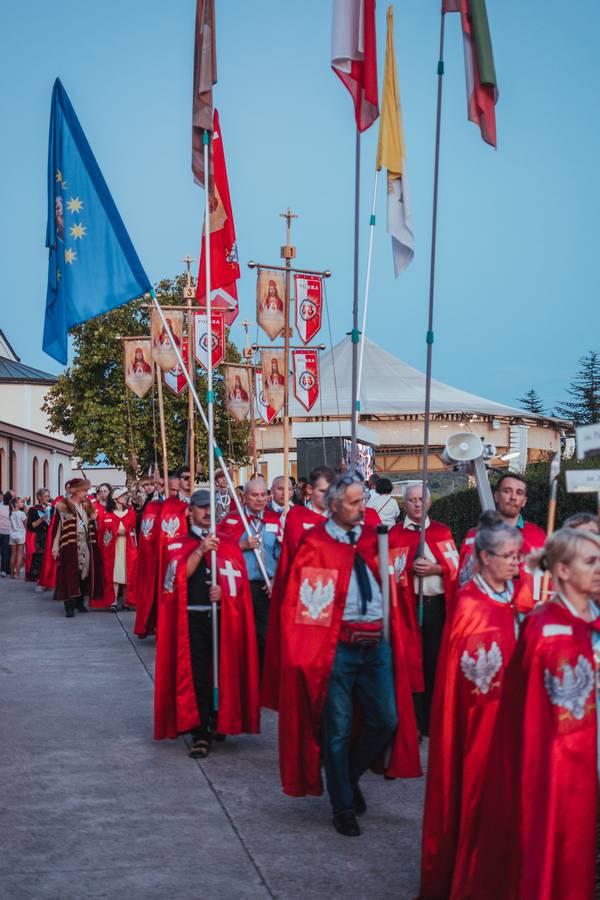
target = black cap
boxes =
[189,489,211,508]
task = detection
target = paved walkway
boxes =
[0,578,425,899]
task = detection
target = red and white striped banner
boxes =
[292,348,319,412]
[193,310,225,370]
[294,274,323,344]
[163,337,189,396]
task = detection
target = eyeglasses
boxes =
[179,475,191,481]
[487,551,523,562]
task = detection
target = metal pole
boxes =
[150,294,271,590]
[155,363,169,489]
[357,169,379,397]
[280,208,297,512]
[183,256,196,486]
[377,525,390,642]
[417,10,446,627]
[350,129,361,472]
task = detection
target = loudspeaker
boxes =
[296,437,342,480]
[444,432,483,462]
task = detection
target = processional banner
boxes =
[151,308,184,371]
[292,349,319,411]
[294,274,323,344]
[260,349,285,416]
[163,337,189,396]
[193,310,225,370]
[256,269,285,340]
[224,364,250,422]
[124,339,154,399]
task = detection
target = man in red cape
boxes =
[471,528,600,900]
[133,496,163,636]
[456,473,545,612]
[154,489,260,755]
[96,492,138,610]
[261,465,334,711]
[389,483,458,734]
[419,512,523,899]
[278,473,421,837]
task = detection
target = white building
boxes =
[0,330,73,499]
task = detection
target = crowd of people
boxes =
[3,461,599,897]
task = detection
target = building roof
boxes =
[0,356,57,385]
[288,336,560,422]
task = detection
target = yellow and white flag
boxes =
[376,6,414,276]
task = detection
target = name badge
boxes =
[265,523,278,533]
[543,624,573,637]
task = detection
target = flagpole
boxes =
[541,452,560,602]
[151,296,271,585]
[155,362,169,489]
[350,128,361,472]
[357,169,379,397]
[183,256,196,486]
[280,207,298,512]
[240,320,259,476]
[417,8,446,627]
[202,130,219,711]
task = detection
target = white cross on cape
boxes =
[219,559,242,597]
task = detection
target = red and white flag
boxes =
[255,371,277,424]
[163,338,189,396]
[294,274,323,344]
[196,110,240,324]
[331,0,379,132]
[193,310,224,370]
[292,349,319,412]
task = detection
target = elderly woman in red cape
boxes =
[471,527,600,900]
[154,489,260,754]
[97,487,138,610]
[419,511,524,899]
[50,478,103,617]
[278,474,421,838]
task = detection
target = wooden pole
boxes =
[280,207,298,513]
[182,256,196,486]
[155,363,169,487]
[247,367,259,476]
[541,453,561,602]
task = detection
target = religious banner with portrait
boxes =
[292,348,319,412]
[260,349,286,416]
[193,310,225,370]
[151,308,184,371]
[224,364,250,422]
[163,337,189,396]
[255,370,277,424]
[256,268,285,340]
[294,274,323,344]
[124,339,154,399]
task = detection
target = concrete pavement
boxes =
[0,578,425,899]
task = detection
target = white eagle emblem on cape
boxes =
[393,552,407,583]
[299,577,335,621]
[141,516,155,538]
[460,642,503,694]
[102,530,113,546]
[544,655,594,720]
[161,516,180,539]
[163,559,177,594]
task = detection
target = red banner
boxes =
[163,338,189,396]
[294,274,323,344]
[292,349,319,412]
[193,310,224,370]
[196,109,240,324]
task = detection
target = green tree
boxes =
[516,388,545,415]
[554,351,600,425]
[42,275,250,476]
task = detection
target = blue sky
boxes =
[1,1,599,413]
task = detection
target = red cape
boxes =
[261,504,327,711]
[38,506,58,590]
[363,506,381,528]
[217,506,282,544]
[133,500,163,637]
[419,581,519,899]
[278,523,421,797]
[456,520,545,616]
[388,520,458,692]
[154,533,260,740]
[471,601,598,900]
[96,508,139,608]
[135,497,188,637]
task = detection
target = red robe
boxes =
[278,523,421,797]
[136,497,188,637]
[388,520,459,692]
[133,500,163,637]
[217,506,282,544]
[471,601,598,900]
[52,498,104,602]
[154,534,260,740]
[38,502,58,589]
[363,506,381,528]
[96,507,139,609]
[419,581,519,899]
[456,520,546,615]
[261,504,327,711]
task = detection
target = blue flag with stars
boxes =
[44,78,152,364]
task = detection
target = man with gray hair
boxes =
[218,476,280,670]
[389,482,458,736]
[277,473,420,837]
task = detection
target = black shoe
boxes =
[332,811,361,837]
[76,603,89,613]
[65,608,75,618]
[352,783,367,816]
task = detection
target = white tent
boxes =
[289,336,545,420]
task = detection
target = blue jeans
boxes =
[322,639,398,814]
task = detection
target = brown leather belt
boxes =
[339,619,384,647]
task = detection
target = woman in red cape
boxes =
[419,511,524,900]
[278,520,421,801]
[96,488,138,610]
[471,527,600,900]
[38,497,59,590]
[25,488,52,583]
[153,533,260,741]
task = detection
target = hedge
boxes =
[429,456,600,546]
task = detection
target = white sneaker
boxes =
[0,572,6,578]
[35,586,44,592]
